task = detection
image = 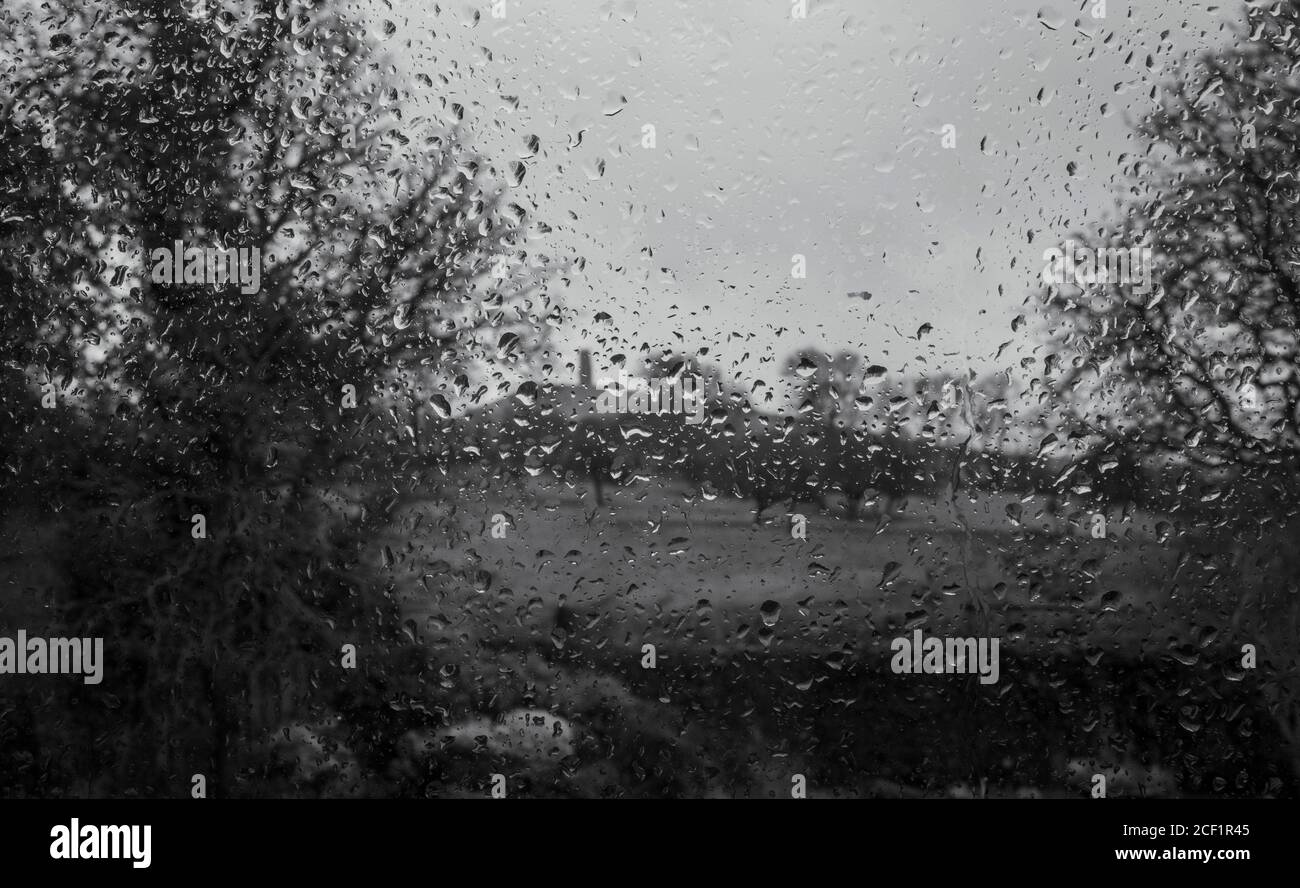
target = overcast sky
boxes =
[378,0,1242,390]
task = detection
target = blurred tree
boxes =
[1044,3,1300,464]
[784,348,862,429]
[0,0,552,795]
[1040,0,1300,776]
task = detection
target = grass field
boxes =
[378,474,1297,798]
[2,477,1290,797]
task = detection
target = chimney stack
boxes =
[579,349,593,389]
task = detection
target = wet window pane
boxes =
[0,0,1295,802]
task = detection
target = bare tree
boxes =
[1040,0,1300,775]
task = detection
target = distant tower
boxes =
[579,349,593,390]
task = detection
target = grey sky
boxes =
[380,0,1241,389]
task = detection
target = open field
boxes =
[2,478,1289,798]
[375,476,1296,798]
